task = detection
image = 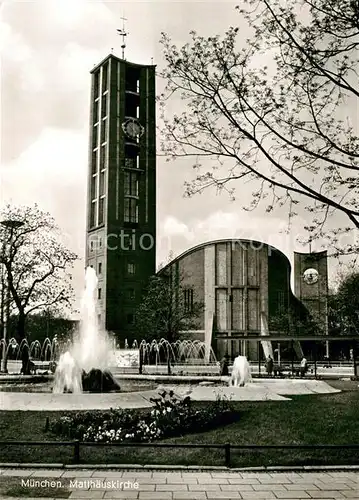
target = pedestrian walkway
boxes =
[0,379,340,410]
[1,467,359,499]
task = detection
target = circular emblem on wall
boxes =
[303,268,319,285]
[122,118,144,140]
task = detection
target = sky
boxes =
[1,0,354,314]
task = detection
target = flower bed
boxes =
[49,390,238,442]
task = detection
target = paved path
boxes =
[0,380,340,410]
[0,468,359,499]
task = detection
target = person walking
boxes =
[220,354,230,376]
[300,356,308,377]
[265,355,274,377]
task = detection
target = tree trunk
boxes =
[18,311,31,374]
[21,343,31,375]
[17,311,26,341]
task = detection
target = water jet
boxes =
[53,267,120,393]
[230,355,252,387]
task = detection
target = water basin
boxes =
[0,379,158,393]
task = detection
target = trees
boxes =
[160,0,359,254]
[332,272,359,335]
[325,273,359,359]
[7,311,76,344]
[269,292,323,337]
[134,275,204,343]
[0,204,78,340]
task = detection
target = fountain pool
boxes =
[0,378,158,393]
[0,267,343,406]
[0,377,341,411]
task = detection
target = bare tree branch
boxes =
[159,0,359,251]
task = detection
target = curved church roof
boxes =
[158,238,291,274]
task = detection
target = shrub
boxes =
[49,390,237,442]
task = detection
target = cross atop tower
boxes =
[117,16,128,60]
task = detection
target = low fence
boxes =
[1,440,359,467]
[119,362,356,379]
[142,364,220,376]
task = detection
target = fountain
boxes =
[127,338,220,376]
[0,301,343,405]
[230,355,252,387]
[53,267,120,393]
[52,351,82,393]
[0,336,60,375]
[139,339,217,366]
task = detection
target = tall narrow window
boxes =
[90,201,97,228]
[99,171,105,196]
[124,172,138,196]
[91,175,97,200]
[98,288,102,300]
[101,94,107,118]
[93,100,99,123]
[127,263,135,275]
[184,289,194,313]
[101,145,107,168]
[124,198,138,223]
[92,124,98,149]
[100,145,106,170]
[125,70,140,93]
[101,118,107,144]
[94,71,100,97]
[125,99,139,119]
[102,64,108,93]
[92,149,98,174]
[98,197,105,225]
[98,262,102,275]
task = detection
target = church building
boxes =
[85,51,328,356]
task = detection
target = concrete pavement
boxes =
[1,467,359,499]
[0,379,340,410]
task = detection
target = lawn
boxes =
[1,381,359,467]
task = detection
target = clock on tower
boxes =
[303,268,319,285]
[122,117,144,140]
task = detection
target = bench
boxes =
[272,364,311,377]
[292,365,311,377]
[273,364,287,377]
